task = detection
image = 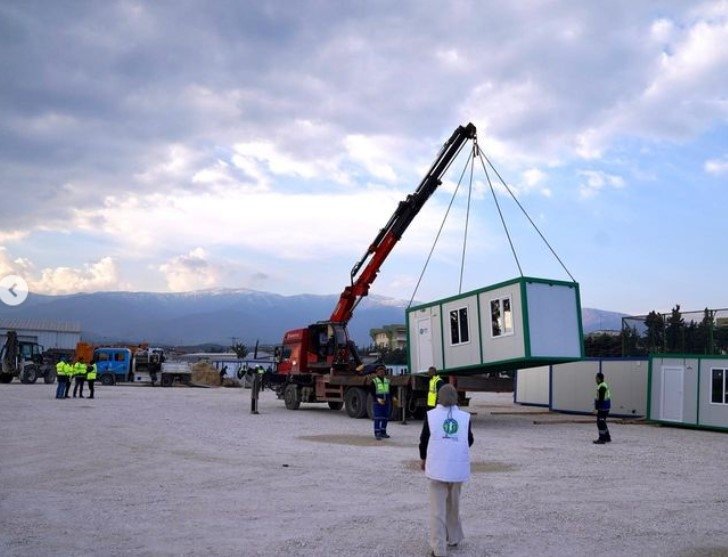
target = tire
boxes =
[20,366,38,384]
[0,374,13,384]
[100,373,115,386]
[344,387,368,419]
[161,374,173,387]
[283,384,301,410]
[327,401,343,411]
[44,371,57,384]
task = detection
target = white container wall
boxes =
[407,277,584,375]
[649,355,728,431]
[516,358,648,417]
[514,365,550,406]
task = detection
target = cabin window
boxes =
[449,307,470,345]
[490,296,514,337]
[711,368,727,404]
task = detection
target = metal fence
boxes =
[621,307,728,356]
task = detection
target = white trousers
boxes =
[428,479,464,556]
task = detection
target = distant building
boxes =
[369,324,407,350]
[0,318,81,350]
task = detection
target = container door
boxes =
[416,316,434,372]
[660,366,684,422]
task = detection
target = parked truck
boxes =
[78,345,173,386]
[270,123,510,419]
[0,330,55,384]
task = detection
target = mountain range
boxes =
[0,288,627,347]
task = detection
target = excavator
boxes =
[0,330,54,384]
[274,123,477,418]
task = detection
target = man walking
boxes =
[419,384,474,557]
[427,366,445,409]
[371,365,391,440]
[593,372,612,444]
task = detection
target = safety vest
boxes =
[427,375,442,407]
[595,381,611,410]
[63,362,74,376]
[86,363,97,381]
[74,362,87,376]
[373,376,390,395]
[55,361,66,376]
[425,405,471,482]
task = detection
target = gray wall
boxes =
[515,365,550,406]
[699,358,728,429]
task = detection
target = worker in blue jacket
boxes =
[370,365,392,440]
[593,372,612,444]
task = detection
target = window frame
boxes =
[449,306,471,346]
[709,367,727,405]
[490,295,515,338]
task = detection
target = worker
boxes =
[63,359,73,398]
[593,372,612,444]
[219,365,228,386]
[55,358,68,399]
[250,366,264,414]
[419,384,474,557]
[427,366,445,409]
[72,358,86,398]
[371,365,392,440]
[257,365,265,391]
[86,360,97,399]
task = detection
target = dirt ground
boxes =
[1,382,727,557]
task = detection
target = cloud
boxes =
[578,170,626,199]
[705,155,728,175]
[31,257,120,294]
[158,248,220,291]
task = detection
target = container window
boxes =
[490,296,514,337]
[711,368,726,404]
[450,307,470,345]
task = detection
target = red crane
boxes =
[278,123,477,375]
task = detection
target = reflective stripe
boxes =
[373,377,390,395]
[427,375,442,407]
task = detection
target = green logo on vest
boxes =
[443,418,458,435]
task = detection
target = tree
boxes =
[230,342,249,359]
[665,304,684,353]
[643,310,665,353]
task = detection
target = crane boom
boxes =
[329,122,477,324]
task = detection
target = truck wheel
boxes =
[20,367,38,384]
[327,401,343,411]
[284,384,301,410]
[161,374,173,387]
[100,373,115,386]
[344,387,368,419]
[44,371,57,384]
[0,374,13,384]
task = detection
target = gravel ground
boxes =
[1,382,727,557]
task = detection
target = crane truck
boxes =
[273,123,489,419]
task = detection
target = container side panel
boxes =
[479,284,525,364]
[525,282,581,358]
[551,360,600,413]
[441,295,482,371]
[601,359,648,417]
[514,365,550,405]
[698,358,728,429]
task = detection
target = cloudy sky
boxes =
[1,1,726,315]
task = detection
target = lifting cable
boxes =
[477,151,576,283]
[407,133,576,309]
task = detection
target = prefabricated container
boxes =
[407,276,584,375]
[649,354,728,432]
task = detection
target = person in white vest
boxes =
[418,384,474,557]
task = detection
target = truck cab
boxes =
[94,348,133,385]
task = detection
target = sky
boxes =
[0,0,727,316]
